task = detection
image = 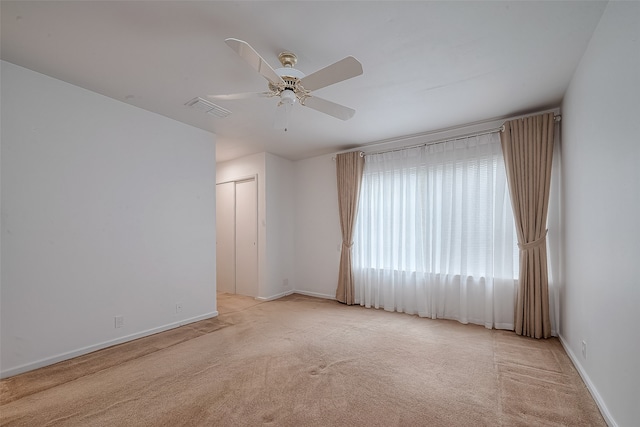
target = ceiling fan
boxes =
[210,38,363,129]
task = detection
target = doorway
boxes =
[216,178,258,297]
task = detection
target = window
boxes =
[353,133,518,329]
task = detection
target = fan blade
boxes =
[225,38,284,85]
[208,92,272,100]
[300,56,363,92]
[303,96,355,121]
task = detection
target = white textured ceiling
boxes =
[1,1,607,162]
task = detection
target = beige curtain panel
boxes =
[335,152,365,304]
[500,112,555,338]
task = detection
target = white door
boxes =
[216,182,236,294]
[234,179,258,297]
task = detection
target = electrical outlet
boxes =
[176,303,183,313]
[581,340,587,359]
[114,316,124,329]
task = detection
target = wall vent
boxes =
[185,97,231,118]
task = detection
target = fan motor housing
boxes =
[270,75,301,91]
[270,65,307,99]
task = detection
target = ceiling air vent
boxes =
[185,97,231,118]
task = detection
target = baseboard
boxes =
[0,311,219,379]
[256,289,294,301]
[492,322,515,331]
[558,334,617,427]
[293,290,336,300]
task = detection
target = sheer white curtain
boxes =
[353,133,518,329]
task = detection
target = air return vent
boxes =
[185,97,231,118]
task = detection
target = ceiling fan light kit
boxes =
[280,89,297,106]
[209,38,363,129]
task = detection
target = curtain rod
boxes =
[333,115,561,159]
[362,126,503,157]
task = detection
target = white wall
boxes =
[560,2,640,426]
[264,153,295,298]
[0,61,217,377]
[293,154,342,299]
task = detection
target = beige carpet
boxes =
[1,293,604,426]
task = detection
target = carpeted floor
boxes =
[0,293,604,426]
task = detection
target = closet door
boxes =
[215,182,236,294]
[234,179,258,297]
